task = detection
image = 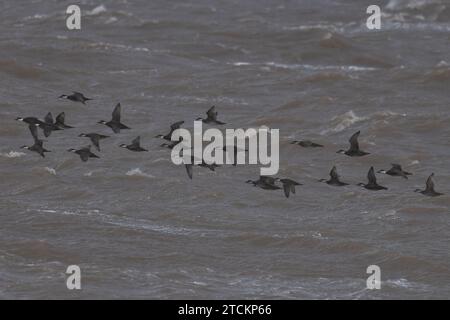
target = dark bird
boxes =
[67,146,100,162]
[98,103,131,133]
[78,133,109,151]
[55,112,74,129]
[337,131,370,157]
[183,154,219,179]
[358,167,388,191]
[120,136,148,152]
[37,112,62,137]
[155,121,184,141]
[319,166,349,186]
[20,125,50,158]
[246,176,281,190]
[196,106,226,125]
[290,140,324,148]
[160,137,184,149]
[378,164,412,179]
[59,92,92,104]
[276,178,302,198]
[15,116,45,127]
[223,145,248,166]
[415,173,443,197]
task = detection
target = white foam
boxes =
[88,5,107,16]
[0,151,26,158]
[321,110,367,134]
[126,168,154,178]
[44,167,56,175]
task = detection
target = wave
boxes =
[125,168,155,178]
[230,61,377,72]
[0,151,26,158]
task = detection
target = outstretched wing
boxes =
[425,174,435,192]
[367,167,377,185]
[28,124,39,142]
[112,103,121,122]
[170,121,184,131]
[55,112,65,125]
[44,112,54,124]
[330,166,339,180]
[206,106,217,120]
[348,131,360,152]
[185,164,193,179]
[131,136,141,148]
[283,184,291,198]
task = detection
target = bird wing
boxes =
[206,106,217,120]
[348,131,361,152]
[185,164,193,179]
[131,136,141,148]
[330,166,339,180]
[112,103,121,122]
[367,167,377,184]
[55,112,65,125]
[44,112,54,124]
[391,163,402,170]
[283,184,291,198]
[425,174,435,192]
[170,121,184,131]
[28,124,39,142]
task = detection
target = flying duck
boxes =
[246,176,281,190]
[196,106,226,125]
[415,173,443,197]
[337,131,370,157]
[67,146,100,162]
[20,125,50,158]
[59,92,92,104]
[290,140,324,148]
[98,103,131,133]
[378,164,412,179]
[155,121,184,141]
[358,167,388,191]
[319,166,349,186]
[120,136,148,152]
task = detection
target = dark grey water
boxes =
[1,0,450,299]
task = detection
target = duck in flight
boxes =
[79,133,109,151]
[246,176,281,190]
[377,164,412,179]
[67,146,100,162]
[59,92,92,104]
[319,166,349,186]
[155,121,184,141]
[160,137,184,149]
[358,167,387,191]
[98,103,131,133]
[20,125,51,158]
[120,136,148,152]
[415,173,443,197]
[15,116,45,127]
[290,140,323,148]
[55,112,74,129]
[183,154,219,179]
[196,106,226,125]
[337,131,370,157]
[276,178,302,198]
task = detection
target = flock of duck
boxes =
[15,91,444,198]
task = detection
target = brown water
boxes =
[1,0,450,299]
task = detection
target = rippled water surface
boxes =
[1,0,450,299]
